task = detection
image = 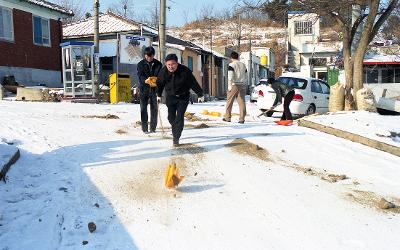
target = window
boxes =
[381,68,394,83]
[0,6,13,41]
[33,16,50,46]
[366,68,378,83]
[319,81,330,94]
[188,56,193,71]
[278,77,308,89]
[100,57,113,71]
[395,68,400,83]
[294,21,312,35]
[309,58,327,67]
[311,80,322,93]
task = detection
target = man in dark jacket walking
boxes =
[157,54,204,146]
[137,46,163,133]
[268,77,295,120]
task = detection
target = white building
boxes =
[252,47,275,73]
[286,11,340,80]
[240,52,262,88]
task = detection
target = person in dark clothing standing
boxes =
[137,46,163,133]
[157,54,204,146]
[268,77,295,121]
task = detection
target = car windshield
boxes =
[277,77,308,89]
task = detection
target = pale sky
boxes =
[70,0,233,27]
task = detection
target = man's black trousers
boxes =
[140,93,158,132]
[166,94,189,140]
[281,90,295,121]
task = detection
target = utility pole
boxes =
[159,0,166,61]
[248,30,252,87]
[237,11,241,53]
[210,18,213,96]
[93,0,100,97]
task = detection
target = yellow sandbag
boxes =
[329,82,345,112]
[201,110,209,115]
[210,111,221,117]
[164,162,184,188]
[356,88,377,112]
[145,77,158,88]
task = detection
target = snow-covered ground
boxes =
[304,111,400,147]
[0,99,399,250]
[0,143,18,170]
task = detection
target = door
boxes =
[319,80,330,112]
[310,80,325,112]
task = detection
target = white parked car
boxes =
[256,74,330,117]
[250,79,269,102]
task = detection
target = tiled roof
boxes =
[63,11,143,38]
[21,0,73,16]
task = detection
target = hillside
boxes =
[169,17,340,51]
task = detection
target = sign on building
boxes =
[119,35,150,64]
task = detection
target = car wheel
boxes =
[250,99,256,103]
[306,104,316,115]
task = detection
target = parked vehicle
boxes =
[256,73,330,117]
[250,79,269,102]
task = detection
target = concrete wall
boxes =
[0,66,61,87]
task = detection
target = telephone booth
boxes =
[60,42,95,97]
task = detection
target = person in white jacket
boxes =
[223,51,247,123]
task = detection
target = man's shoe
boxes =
[150,129,156,133]
[173,138,179,147]
[238,121,245,124]
[222,118,231,122]
[143,130,149,134]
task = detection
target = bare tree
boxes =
[108,0,135,19]
[196,3,215,21]
[182,9,190,24]
[382,2,400,40]
[244,0,399,110]
[138,0,159,27]
[55,0,86,22]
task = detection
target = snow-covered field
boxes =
[0,99,399,250]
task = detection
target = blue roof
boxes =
[60,41,94,47]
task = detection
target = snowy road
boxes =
[0,100,399,250]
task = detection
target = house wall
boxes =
[287,13,320,70]
[0,7,63,87]
[240,52,262,88]
[181,49,202,86]
[207,56,222,98]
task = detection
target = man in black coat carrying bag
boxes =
[137,46,163,133]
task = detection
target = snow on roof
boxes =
[192,42,226,58]
[63,11,144,38]
[364,54,400,65]
[152,42,186,51]
[21,0,73,16]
